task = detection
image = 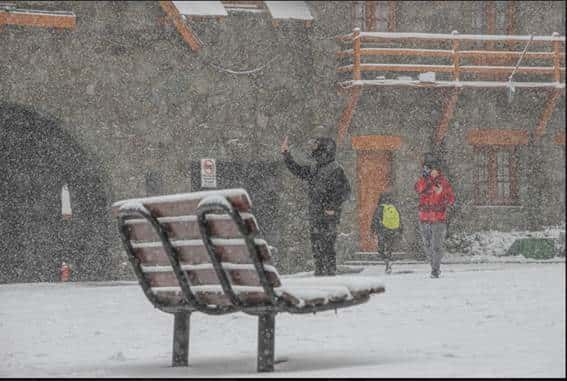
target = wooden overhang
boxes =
[466,129,529,146]
[337,86,362,144]
[335,30,565,145]
[159,1,202,51]
[0,5,76,29]
[351,135,403,151]
[534,89,563,138]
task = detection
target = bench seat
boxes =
[148,275,385,309]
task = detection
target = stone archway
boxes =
[0,103,112,283]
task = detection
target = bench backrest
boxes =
[112,189,281,313]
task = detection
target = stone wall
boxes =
[0,1,564,280]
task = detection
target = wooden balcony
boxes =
[336,30,565,90]
[334,30,566,144]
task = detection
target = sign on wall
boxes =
[200,158,217,188]
[61,184,72,220]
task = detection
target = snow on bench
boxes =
[113,188,385,372]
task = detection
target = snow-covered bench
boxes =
[111,188,385,372]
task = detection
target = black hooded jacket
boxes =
[283,137,351,222]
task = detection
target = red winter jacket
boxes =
[414,173,455,223]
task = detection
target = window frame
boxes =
[473,144,519,206]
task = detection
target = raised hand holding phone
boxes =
[280,136,289,153]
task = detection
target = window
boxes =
[473,146,519,205]
[352,1,395,32]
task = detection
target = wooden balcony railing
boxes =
[336,29,566,90]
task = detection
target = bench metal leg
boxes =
[172,311,191,367]
[257,313,275,372]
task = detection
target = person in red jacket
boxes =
[415,157,455,278]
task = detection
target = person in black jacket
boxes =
[371,191,403,274]
[280,135,351,276]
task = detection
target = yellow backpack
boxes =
[382,204,400,230]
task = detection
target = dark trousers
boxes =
[419,222,447,275]
[310,217,338,276]
[377,230,397,262]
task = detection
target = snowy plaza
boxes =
[1,1,566,378]
[1,262,564,378]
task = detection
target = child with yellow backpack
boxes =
[371,191,403,274]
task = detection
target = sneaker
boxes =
[430,271,440,278]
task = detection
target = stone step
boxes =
[344,251,419,263]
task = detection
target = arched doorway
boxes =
[0,103,112,283]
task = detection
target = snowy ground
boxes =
[1,263,564,378]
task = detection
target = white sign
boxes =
[61,184,72,220]
[200,158,217,188]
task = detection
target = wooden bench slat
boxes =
[143,267,281,288]
[152,287,271,306]
[111,189,252,218]
[125,214,258,241]
[132,239,273,266]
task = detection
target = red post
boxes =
[60,262,70,282]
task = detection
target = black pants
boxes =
[310,217,338,276]
[377,229,397,262]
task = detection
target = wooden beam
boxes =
[159,1,201,51]
[452,31,460,80]
[351,135,402,151]
[337,48,452,58]
[336,48,564,60]
[467,129,529,145]
[0,9,76,29]
[506,1,516,49]
[387,1,396,32]
[506,1,515,35]
[459,50,563,60]
[337,86,362,144]
[555,133,566,145]
[337,63,565,75]
[433,89,461,145]
[485,1,497,79]
[459,65,563,74]
[366,1,376,32]
[337,63,454,73]
[553,32,562,82]
[485,1,496,49]
[340,78,565,90]
[338,31,566,43]
[353,28,361,81]
[534,90,562,137]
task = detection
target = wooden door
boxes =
[356,150,392,252]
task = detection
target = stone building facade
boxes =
[1,1,565,282]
